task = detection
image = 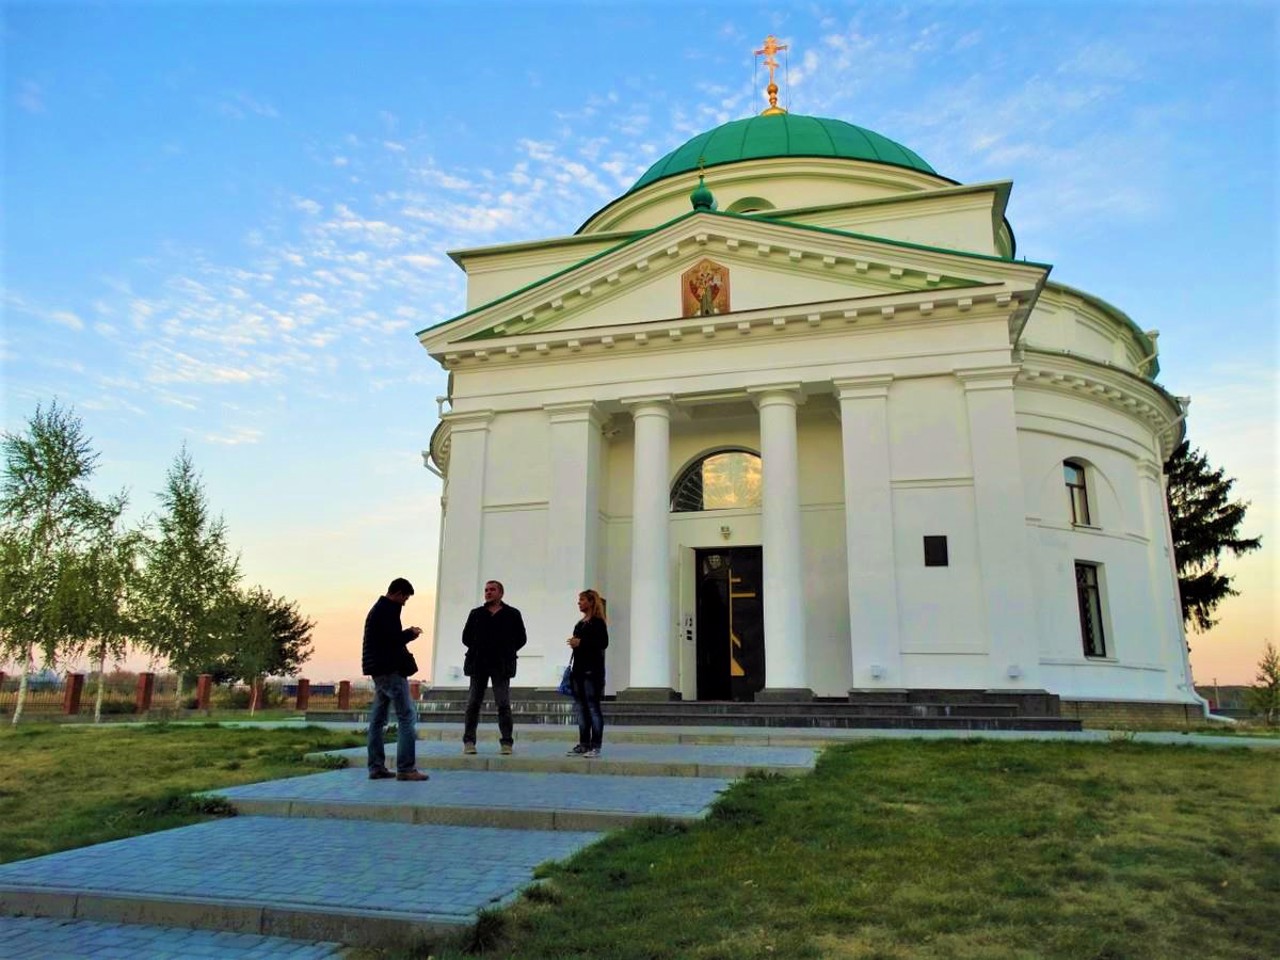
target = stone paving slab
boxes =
[209,767,731,831]
[314,738,818,778]
[0,816,600,947]
[0,915,345,959]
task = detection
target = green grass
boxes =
[3,729,1275,959]
[395,740,1278,960]
[0,723,363,864]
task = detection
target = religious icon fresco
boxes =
[681,258,731,318]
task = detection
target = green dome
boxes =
[629,113,937,194]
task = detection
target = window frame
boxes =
[1074,561,1108,659]
[1064,460,1092,527]
[669,447,763,513]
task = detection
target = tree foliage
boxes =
[138,446,240,695]
[0,403,126,722]
[1247,642,1280,726]
[1164,441,1262,633]
[198,586,315,691]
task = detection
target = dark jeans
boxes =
[367,674,416,773]
[463,669,513,746]
[572,674,604,750]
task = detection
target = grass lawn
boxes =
[409,739,1278,960]
[1,728,1275,959]
[0,722,363,864]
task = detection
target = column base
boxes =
[616,687,681,702]
[755,687,815,703]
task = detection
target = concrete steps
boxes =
[309,688,1082,732]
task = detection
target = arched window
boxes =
[670,449,763,512]
[725,196,775,214]
[1064,460,1091,526]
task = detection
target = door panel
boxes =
[695,547,765,701]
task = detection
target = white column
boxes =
[956,367,1038,687]
[834,376,903,689]
[624,397,674,697]
[545,402,605,600]
[432,410,493,685]
[750,384,811,698]
[1139,459,1199,700]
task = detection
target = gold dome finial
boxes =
[755,34,789,115]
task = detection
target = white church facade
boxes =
[419,100,1201,717]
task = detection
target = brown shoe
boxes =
[500,743,513,756]
[396,770,429,781]
[463,742,477,755]
[368,768,395,780]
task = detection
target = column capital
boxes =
[833,374,894,401]
[954,365,1020,391]
[621,395,673,417]
[544,400,607,426]
[441,409,495,432]
[747,383,804,409]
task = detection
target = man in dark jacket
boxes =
[362,577,428,781]
[461,579,527,755]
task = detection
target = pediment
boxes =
[419,212,1049,355]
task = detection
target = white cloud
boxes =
[204,427,264,445]
[216,92,280,120]
[17,80,45,114]
[48,310,84,330]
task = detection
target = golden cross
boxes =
[755,34,788,85]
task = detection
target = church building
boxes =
[419,53,1201,720]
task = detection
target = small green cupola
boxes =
[690,173,716,212]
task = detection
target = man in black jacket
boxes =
[362,577,428,781]
[461,579,527,755]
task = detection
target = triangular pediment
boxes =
[419,212,1049,355]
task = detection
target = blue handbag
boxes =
[557,658,574,696]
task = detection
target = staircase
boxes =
[308,687,1081,732]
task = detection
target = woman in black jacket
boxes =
[566,589,608,758]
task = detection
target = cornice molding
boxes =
[438,283,1028,370]
[422,212,1047,354]
[1016,349,1184,459]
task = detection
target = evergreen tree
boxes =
[1164,441,1262,632]
[0,402,112,724]
[139,446,240,706]
[1247,642,1280,726]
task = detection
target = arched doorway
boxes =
[671,449,766,701]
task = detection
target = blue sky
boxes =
[4,1,1275,684]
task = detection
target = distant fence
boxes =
[0,672,377,717]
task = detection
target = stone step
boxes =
[309,707,1080,731]
[207,766,733,832]
[0,817,602,949]
[313,739,819,779]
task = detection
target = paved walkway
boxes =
[0,915,344,959]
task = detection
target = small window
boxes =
[1075,562,1107,658]
[670,450,763,512]
[1064,460,1091,526]
[923,536,949,567]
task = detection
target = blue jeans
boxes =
[367,674,417,773]
[573,674,604,750]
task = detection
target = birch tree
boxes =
[67,496,144,721]
[0,402,106,724]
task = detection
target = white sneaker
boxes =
[584,748,600,759]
